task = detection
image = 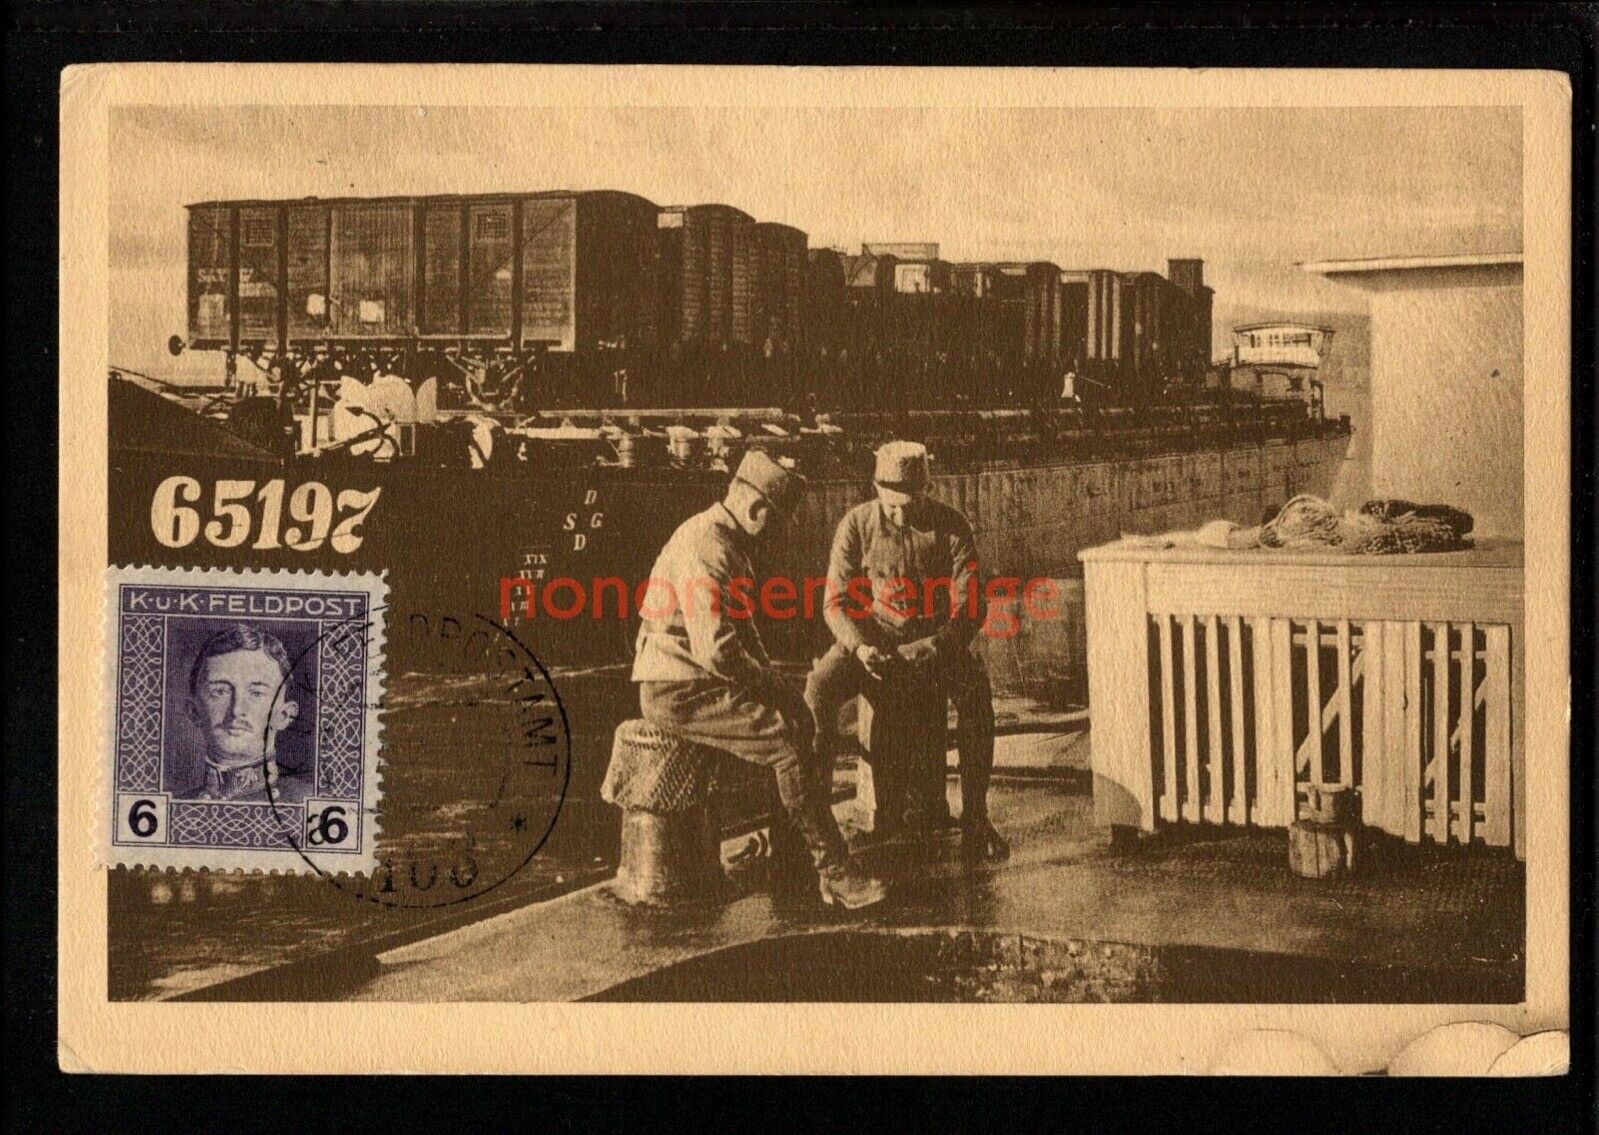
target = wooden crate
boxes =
[1079,540,1525,857]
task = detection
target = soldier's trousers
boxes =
[639,676,848,870]
[804,642,997,822]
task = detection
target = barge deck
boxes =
[346,733,1522,1005]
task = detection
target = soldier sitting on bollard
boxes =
[631,450,889,910]
[805,440,1010,862]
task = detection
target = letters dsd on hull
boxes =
[57,65,1572,1076]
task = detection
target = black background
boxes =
[6,3,1593,1130]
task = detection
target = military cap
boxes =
[733,449,806,511]
[873,440,931,503]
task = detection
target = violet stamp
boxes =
[105,566,386,873]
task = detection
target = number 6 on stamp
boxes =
[116,792,169,843]
[304,799,356,849]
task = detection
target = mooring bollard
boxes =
[1288,783,1361,879]
[614,803,724,907]
[602,718,726,907]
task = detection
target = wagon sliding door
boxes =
[521,195,577,352]
[418,202,463,338]
[466,203,515,339]
[235,206,283,346]
[286,203,332,341]
[186,204,233,348]
[329,201,414,339]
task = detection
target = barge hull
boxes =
[109,422,1350,674]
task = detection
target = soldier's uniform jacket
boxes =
[631,502,773,687]
[188,758,312,804]
[823,498,982,658]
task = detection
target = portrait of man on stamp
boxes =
[175,621,312,804]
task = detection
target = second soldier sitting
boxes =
[806,440,1010,862]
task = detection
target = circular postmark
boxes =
[264,605,572,908]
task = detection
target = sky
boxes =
[108,103,1521,382]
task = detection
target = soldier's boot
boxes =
[960,814,1011,864]
[817,860,890,911]
[789,800,888,911]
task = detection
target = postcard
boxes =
[58,63,1571,1074]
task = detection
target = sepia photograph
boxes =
[54,61,1575,1076]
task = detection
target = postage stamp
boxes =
[103,565,387,873]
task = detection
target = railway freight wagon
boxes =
[949,264,1003,406]
[184,186,1215,415]
[818,251,1072,413]
[186,190,663,406]
[978,265,1035,406]
[1054,264,1214,405]
[747,221,809,407]
[656,203,758,406]
[836,250,900,409]
[883,257,960,412]
[1108,269,1214,403]
[1059,268,1125,400]
[1019,261,1066,405]
[803,248,849,406]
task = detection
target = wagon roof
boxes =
[185,189,659,209]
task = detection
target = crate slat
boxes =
[1458,622,1476,843]
[1336,619,1353,786]
[1158,614,1178,823]
[1483,625,1511,846]
[1304,618,1322,784]
[1205,615,1225,823]
[1429,621,1451,844]
[1361,620,1386,829]
[1271,618,1297,823]
[1181,615,1201,823]
[1226,615,1248,825]
[1250,616,1278,825]
[1404,620,1424,843]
